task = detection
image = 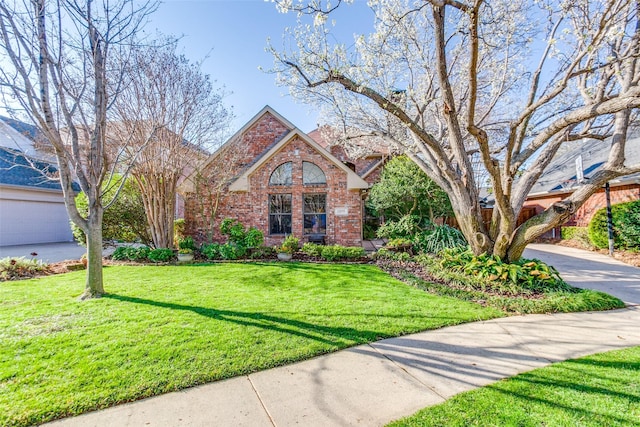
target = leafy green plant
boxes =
[244,228,264,248]
[0,257,49,281]
[301,242,323,257]
[386,237,413,249]
[278,235,300,254]
[249,245,275,259]
[200,243,221,260]
[587,200,640,249]
[366,155,453,222]
[148,248,174,263]
[72,175,151,246]
[219,243,246,260]
[372,248,412,261]
[439,248,570,293]
[414,224,467,254]
[617,200,640,249]
[320,245,366,261]
[376,215,424,239]
[561,226,592,248]
[178,248,194,255]
[178,237,196,251]
[111,246,150,262]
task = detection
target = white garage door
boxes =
[0,197,73,246]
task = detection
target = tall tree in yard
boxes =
[0,0,157,298]
[271,0,640,261]
[112,39,231,249]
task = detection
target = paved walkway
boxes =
[45,244,640,427]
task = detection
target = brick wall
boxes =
[185,115,364,247]
[523,184,640,227]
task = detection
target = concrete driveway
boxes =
[524,243,640,306]
[0,241,87,263]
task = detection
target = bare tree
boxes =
[270,0,640,261]
[0,0,157,298]
[112,39,231,249]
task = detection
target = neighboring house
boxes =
[524,133,640,232]
[0,118,76,246]
[181,106,372,247]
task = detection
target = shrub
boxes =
[244,228,264,248]
[439,247,571,293]
[111,246,150,262]
[372,248,412,261]
[201,243,222,260]
[588,207,619,249]
[219,243,246,260]
[617,200,640,249]
[301,242,323,257]
[220,218,264,251]
[72,175,151,246]
[414,224,467,254]
[320,245,366,261]
[587,200,640,249]
[178,236,196,251]
[0,257,49,281]
[386,237,413,249]
[249,245,275,259]
[561,226,592,248]
[376,215,424,239]
[278,235,300,254]
[148,248,174,263]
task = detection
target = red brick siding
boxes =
[238,112,291,168]
[523,184,640,227]
[185,131,364,247]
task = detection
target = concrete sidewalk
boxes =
[46,245,640,427]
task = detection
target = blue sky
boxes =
[147,0,373,133]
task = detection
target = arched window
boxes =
[302,161,326,185]
[269,162,292,186]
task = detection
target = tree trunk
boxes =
[80,207,104,300]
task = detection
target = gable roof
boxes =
[228,128,369,192]
[528,132,640,197]
[180,105,370,193]
[0,146,79,192]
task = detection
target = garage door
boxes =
[0,198,73,246]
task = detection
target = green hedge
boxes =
[588,200,640,249]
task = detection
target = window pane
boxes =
[270,194,292,234]
[270,194,292,213]
[270,162,292,186]
[303,161,326,185]
[303,194,326,235]
[270,214,292,235]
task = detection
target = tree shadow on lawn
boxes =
[104,293,391,347]
[482,362,640,425]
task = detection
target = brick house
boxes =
[181,106,372,247]
[523,134,640,235]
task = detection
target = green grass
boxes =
[0,262,501,426]
[389,346,640,426]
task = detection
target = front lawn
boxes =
[0,262,501,427]
[389,345,640,426]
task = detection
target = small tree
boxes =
[368,155,453,222]
[0,0,157,298]
[113,38,231,249]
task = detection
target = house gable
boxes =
[228,130,369,192]
[180,106,295,193]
